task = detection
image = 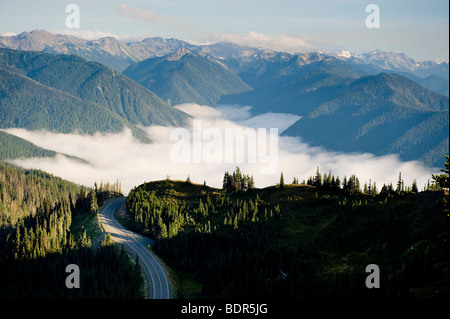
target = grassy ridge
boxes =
[125,179,448,299]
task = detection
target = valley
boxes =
[1,31,448,167]
[0,29,448,302]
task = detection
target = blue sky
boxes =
[0,0,448,61]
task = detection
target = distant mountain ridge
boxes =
[358,50,446,74]
[219,53,368,114]
[127,37,196,61]
[331,49,449,77]
[330,49,449,96]
[0,30,140,72]
[123,48,252,105]
[1,30,447,86]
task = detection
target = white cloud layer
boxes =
[4,104,437,195]
[0,32,17,37]
[57,29,120,41]
[56,29,159,43]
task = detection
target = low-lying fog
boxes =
[4,104,438,195]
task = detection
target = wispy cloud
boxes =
[118,4,158,23]
[116,4,201,39]
[208,31,318,54]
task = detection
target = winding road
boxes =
[99,197,171,299]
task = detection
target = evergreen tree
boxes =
[432,155,449,189]
[396,172,404,193]
[223,172,230,191]
[89,189,99,213]
[335,176,341,190]
[432,155,449,216]
[241,178,248,192]
[323,171,332,189]
[372,182,377,195]
[314,167,322,187]
[411,179,418,193]
[222,167,254,193]
[248,175,255,189]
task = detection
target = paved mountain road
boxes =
[99,197,171,299]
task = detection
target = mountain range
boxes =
[218,51,448,167]
[347,49,448,79]
[1,30,448,93]
[0,30,448,167]
[331,49,449,96]
[0,30,141,72]
[123,48,252,105]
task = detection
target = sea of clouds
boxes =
[4,104,437,195]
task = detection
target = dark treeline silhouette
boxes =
[302,166,433,195]
[222,167,255,193]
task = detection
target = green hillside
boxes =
[0,68,150,142]
[123,165,448,300]
[0,48,188,128]
[0,130,57,160]
[0,130,88,163]
[220,55,449,167]
[283,73,449,167]
[123,48,252,105]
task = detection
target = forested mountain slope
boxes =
[282,73,449,167]
[0,130,57,161]
[0,67,150,142]
[0,162,146,298]
[0,48,188,129]
[124,166,448,300]
[123,48,252,105]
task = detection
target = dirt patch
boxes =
[115,201,129,219]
